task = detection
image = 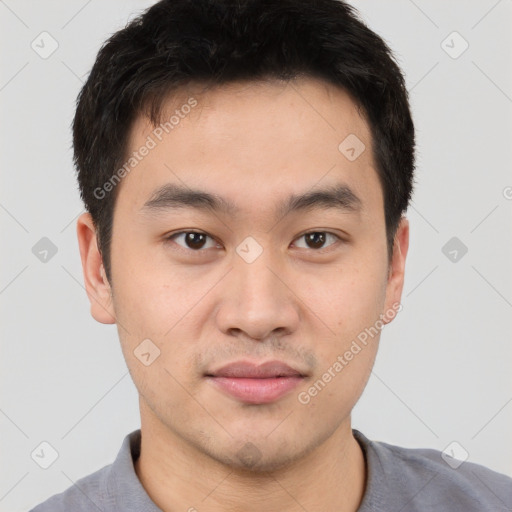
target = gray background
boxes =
[1,1,511,510]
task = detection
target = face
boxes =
[78,77,408,472]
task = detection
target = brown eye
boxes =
[184,232,207,249]
[305,232,326,249]
[294,231,339,250]
[168,231,217,251]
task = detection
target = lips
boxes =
[205,360,306,404]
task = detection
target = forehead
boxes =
[117,77,381,219]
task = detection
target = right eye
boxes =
[164,231,220,252]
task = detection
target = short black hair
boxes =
[73,0,415,283]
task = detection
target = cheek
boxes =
[110,236,190,334]
[292,256,388,334]
[291,250,387,396]
[110,254,208,385]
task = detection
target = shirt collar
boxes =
[104,428,378,511]
[104,429,162,511]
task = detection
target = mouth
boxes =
[204,360,307,404]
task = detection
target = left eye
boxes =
[293,231,340,250]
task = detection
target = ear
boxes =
[382,217,409,324]
[76,212,116,324]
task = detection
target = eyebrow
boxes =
[141,182,362,219]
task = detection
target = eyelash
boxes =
[164,230,343,255]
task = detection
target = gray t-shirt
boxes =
[29,428,512,511]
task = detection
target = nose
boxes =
[215,247,300,342]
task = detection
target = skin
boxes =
[77,76,409,512]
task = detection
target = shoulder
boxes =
[354,430,512,511]
[28,429,142,512]
[28,464,112,512]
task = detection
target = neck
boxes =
[134,409,366,512]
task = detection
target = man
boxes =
[30,0,512,510]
